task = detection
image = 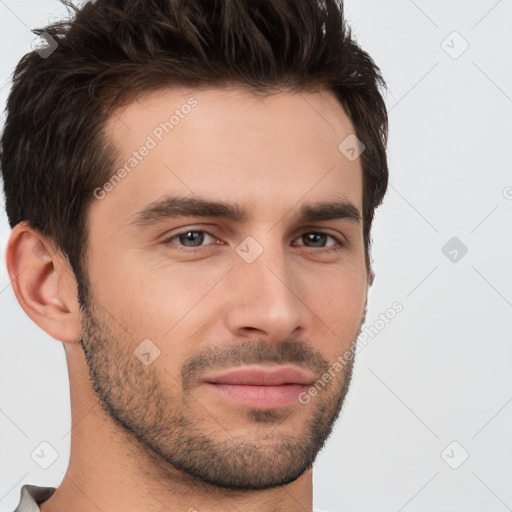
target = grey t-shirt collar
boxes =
[13,484,56,512]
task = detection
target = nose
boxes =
[223,239,308,343]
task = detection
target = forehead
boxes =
[96,85,363,225]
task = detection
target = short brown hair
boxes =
[0,0,388,294]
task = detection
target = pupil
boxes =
[306,233,324,247]
[181,231,204,247]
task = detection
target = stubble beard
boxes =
[78,291,363,491]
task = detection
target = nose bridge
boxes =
[225,233,305,339]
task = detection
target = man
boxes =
[1,0,388,510]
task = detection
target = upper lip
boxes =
[202,366,316,386]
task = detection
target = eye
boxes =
[163,230,217,249]
[294,232,343,251]
[162,229,344,253]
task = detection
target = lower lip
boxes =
[204,383,308,409]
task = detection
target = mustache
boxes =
[180,339,331,391]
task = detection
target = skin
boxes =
[7,85,371,512]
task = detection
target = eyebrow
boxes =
[129,195,361,228]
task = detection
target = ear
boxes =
[5,222,82,344]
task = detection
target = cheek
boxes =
[89,251,225,344]
[304,268,367,347]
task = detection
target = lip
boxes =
[201,366,315,409]
[202,366,316,386]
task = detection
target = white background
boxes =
[1,1,511,511]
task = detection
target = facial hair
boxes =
[79,290,366,491]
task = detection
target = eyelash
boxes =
[161,229,344,254]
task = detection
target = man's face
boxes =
[80,86,369,489]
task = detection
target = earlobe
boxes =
[6,222,82,344]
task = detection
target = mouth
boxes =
[201,365,316,409]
